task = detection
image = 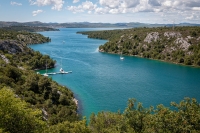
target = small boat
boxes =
[60,68,66,74]
[120,52,124,60]
[47,72,56,75]
[43,61,49,76]
[59,54,69,74]
[57,68,70,74]
[120,56,124,60]
[43,73,49,76]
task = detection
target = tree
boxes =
[0,87,46,133]
[44,118,90,133]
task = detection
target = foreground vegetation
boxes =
[0,27,200,132]
[1,88,200,133]
[78,26,200,67]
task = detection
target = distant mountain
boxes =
[0,21,200,28]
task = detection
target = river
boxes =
[30,28,200,119]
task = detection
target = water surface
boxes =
[30,28,200,119]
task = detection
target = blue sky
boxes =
[0,0,200,24]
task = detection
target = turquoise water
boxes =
[30,28,200,119]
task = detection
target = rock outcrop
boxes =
[0,40,24,53]
[144,32,159,43]
[0,53,10,63]
[175,37,191,50]
[164,32,181,38]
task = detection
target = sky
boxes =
[0,0,200,24]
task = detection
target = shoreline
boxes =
[99,50,200,68]
[73,98,78,107]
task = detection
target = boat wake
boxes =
[51,55,91,67]
[92,47,99,53]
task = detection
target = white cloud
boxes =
[67,5,84,13]
[192,7,200,11]
[29,0,64,11]
[67,1,97,13]
[95,7,109,14]
[162,0,172,7]
[32,10,43,16]
[73,0,80,3]
[66,0,200,24]
[82,1,96,10]
[109,8,119,14]
[186,15,194,20]
[134,0,153,12]
[11,1,22,6]
[99,0,120,8]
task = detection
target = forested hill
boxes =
[0,26,59,32]
[0,28,83,132]
[0,29,55,70]
[0,28,51,45]
[78,26,200,67]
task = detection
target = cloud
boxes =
[99,0,121,8]
[82,1,96,10]
[192,7,200,11]
[67,1,97,13]
[148,0,160,6]
[73,0,80,3]
[11,1,22,6]
[120,0,140,8]
[67,5,84,13]
[184,0,200,7]
[32,10,43,16]
[185,15,194,20]
[67,0,200,20]
[94,7,109,14]
[29,0,64,11]
[134,0,153,12]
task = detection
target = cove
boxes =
[30,28,200,120]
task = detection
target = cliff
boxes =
[0,40,24,53]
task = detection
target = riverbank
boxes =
[80,27,200,67]
[99,50,200,68]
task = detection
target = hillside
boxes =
[0,28,80,132]
[0,26,59,32]
[78,26,200,67]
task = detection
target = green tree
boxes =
[44,118,90,133]
[0,87,46,133]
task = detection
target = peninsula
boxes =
[78,26,200,67]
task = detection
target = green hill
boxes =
[78,26,200,67]
[0,28,82,132]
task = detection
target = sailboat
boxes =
[120,52,124,60]
[60,57,65,74]
[43,61,49,76]
[59,58,69,74]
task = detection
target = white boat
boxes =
[60,68,65,74]
[43,61,49,76]
[120,56,124,60]
[43,73,49,76]
[58,58,68,74]
[120,52,124,60]
[47,72,56,75]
